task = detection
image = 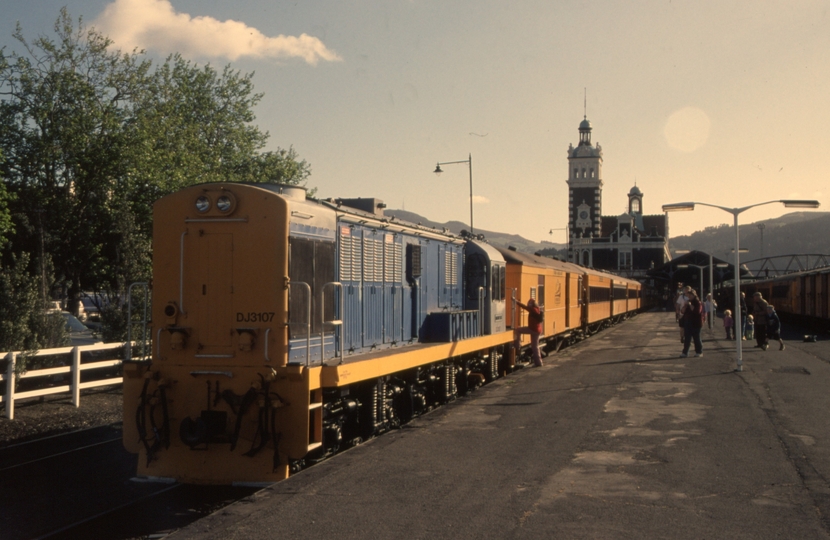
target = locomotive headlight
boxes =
[195,196,211,213]
[216,195,233,213]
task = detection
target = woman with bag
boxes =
[680,291,704,358]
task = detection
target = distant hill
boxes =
[385,209,561,254]
[669,212,830,262]
[385,209,830,265]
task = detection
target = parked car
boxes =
[61,312,102,346]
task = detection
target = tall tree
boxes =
[0,8,151,309]
[0,9,311,330]
[123,54,310,235]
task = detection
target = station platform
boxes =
[170,311,830,540]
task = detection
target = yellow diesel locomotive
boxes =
[123,182,640,484]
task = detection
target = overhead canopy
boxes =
[647,250,750,289]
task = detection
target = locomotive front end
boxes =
[123,183,320,484]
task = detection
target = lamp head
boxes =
[782,199,820,208]
[433,164,443,175]
[662,202,696,212]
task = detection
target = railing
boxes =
[0,343,127,420]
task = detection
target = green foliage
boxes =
[0,253,67,354]
[100,302,128,343]
[0,9,152,314]
[0,156,13,251]
[0,9,312,344]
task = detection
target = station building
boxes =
[566,116,670,278]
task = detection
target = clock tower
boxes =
[567,116,603,265]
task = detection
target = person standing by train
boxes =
[740,292,748,340]
[675,285,691,343]
[704,293,717,329]
[752,291,769,350]
[514,297,543,367]
[680,290,704,358]
[766,305,785,351]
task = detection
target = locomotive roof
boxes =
[496,247,570,270]
[319,199,465,244]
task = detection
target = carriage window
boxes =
[465,253,487,300]
[500,265,506,301]
[490,264,501,300]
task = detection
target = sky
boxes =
[2,0,828,245]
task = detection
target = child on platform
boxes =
[745,314,755,341]
[723,309,734,340]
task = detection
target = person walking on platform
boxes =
[766,305,785,350]
[723,309,734,340]
[680,290,704,358]
[740,292,748,340]
[514,298,543,367]
[676,285,691,343]
[752,291,769,350]
[704,293,717,329]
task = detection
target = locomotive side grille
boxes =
[395,244,402,281]
[363,237,375,282]
[351,235,361,279]
[373,238,383,283]
[339,232,353,281]
[444,250,458,286]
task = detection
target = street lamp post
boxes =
[434,154,474,235]
[663,199,820,371]
[549,227,570,259]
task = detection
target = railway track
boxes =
[0,424,258,539]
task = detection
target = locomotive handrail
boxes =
[126,282,150,362]
[289,281,312,366]
[477,287,485,336]
[321,282,345,365]
[510,288,518,329]
[179,232,187,316]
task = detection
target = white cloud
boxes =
[93,0,341,64]
[472,195,490,204]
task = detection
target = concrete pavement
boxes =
[171,311,830,539]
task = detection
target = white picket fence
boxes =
[0,343,128,420]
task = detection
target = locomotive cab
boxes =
[464,240,507,335]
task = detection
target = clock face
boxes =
[579,211,589,219]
